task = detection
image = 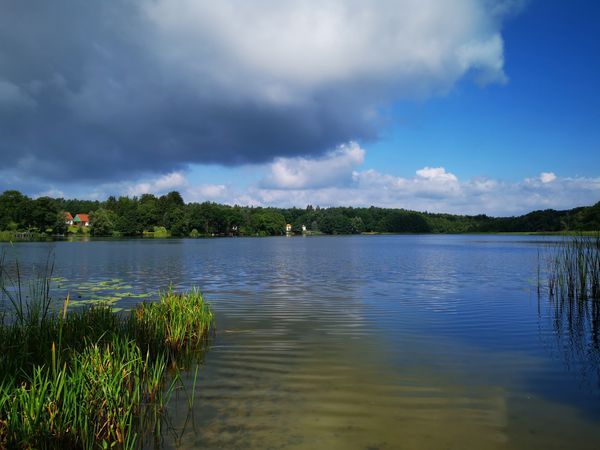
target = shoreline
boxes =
[2,230,599,243]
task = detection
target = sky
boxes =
[0,0,599,216]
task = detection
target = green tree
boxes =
[30,197,59,232]
[379,211,431,233]
[91,208,116,236]
[250,210,286,236]
[319,212,352,234]
[164,207,189,236]
[137,195,160,231]
[113,197,142,236]
[350,216,365,234]
[53,211,69,235]
[0,190,30,229]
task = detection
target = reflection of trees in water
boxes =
[539,235,600,389]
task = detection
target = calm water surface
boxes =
[2,235,600,449]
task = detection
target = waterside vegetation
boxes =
[0,262,213,448]
[542,234,600,301]
[539,234,600,388]
[1,189,599,239]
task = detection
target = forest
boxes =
[0,189,599,237]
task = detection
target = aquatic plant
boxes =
[0,258,213,449]
[543,234,600,301]
[132,287,214,362]
[538,234,600,389]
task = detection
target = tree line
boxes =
[0,189,598,237]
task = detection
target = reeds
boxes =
[544,234,600,301]
[539,234,600,389]
[0,259,213,449]
[132,288,213,357]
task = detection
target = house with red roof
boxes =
[73,213,90,227]
[64,212,74,226]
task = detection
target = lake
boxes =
[2,235,600,449]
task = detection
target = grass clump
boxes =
[133,288,213,359]
[0,260,213,449]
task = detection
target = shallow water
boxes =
[2,235,600,449]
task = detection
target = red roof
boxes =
[74,214,90,222]
[64,212,73,221]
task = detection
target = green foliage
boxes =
[132,288,214,359]
[90,208,116,236]
[53,212,69,235]
[30,197,59,232]
[576,201,600,231]
[160,191,184,210]
[250,210,286,236]
[543,234,600,300]
[143,226,170,238]
[0,231,15,241]
[378,211,431,233]
[1,189,599,237]
[350,216,365,234]
[112,197,143,236]
[0,260,213,448]
[153,226,169,237]
[164,207,189,237]
[319,212,352,234]
[137,194,160,230]
[0,190,29,230]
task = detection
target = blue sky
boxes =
[364,0,600,181]
[0,0,599,215]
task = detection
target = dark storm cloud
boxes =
[0,1,378,184]
[0,0,511,184]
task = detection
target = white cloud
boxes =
[540,172,557,183]
[186,184,229,202]
[415,167,459,182]
[220,149,599,215]
[245,168,600,216]
[153,172,188,191]
[88,172,234,204]
[261,142,365,189]
[49,146,599,217]
[145,0,512,101]
[349,166,461,200]
[126,171,188,197]
[80,171,188,199]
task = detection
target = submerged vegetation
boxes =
[0,259,213,448]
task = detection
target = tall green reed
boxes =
[543,234,600,301]
[0,256,214,449]
[538,234,600,389]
